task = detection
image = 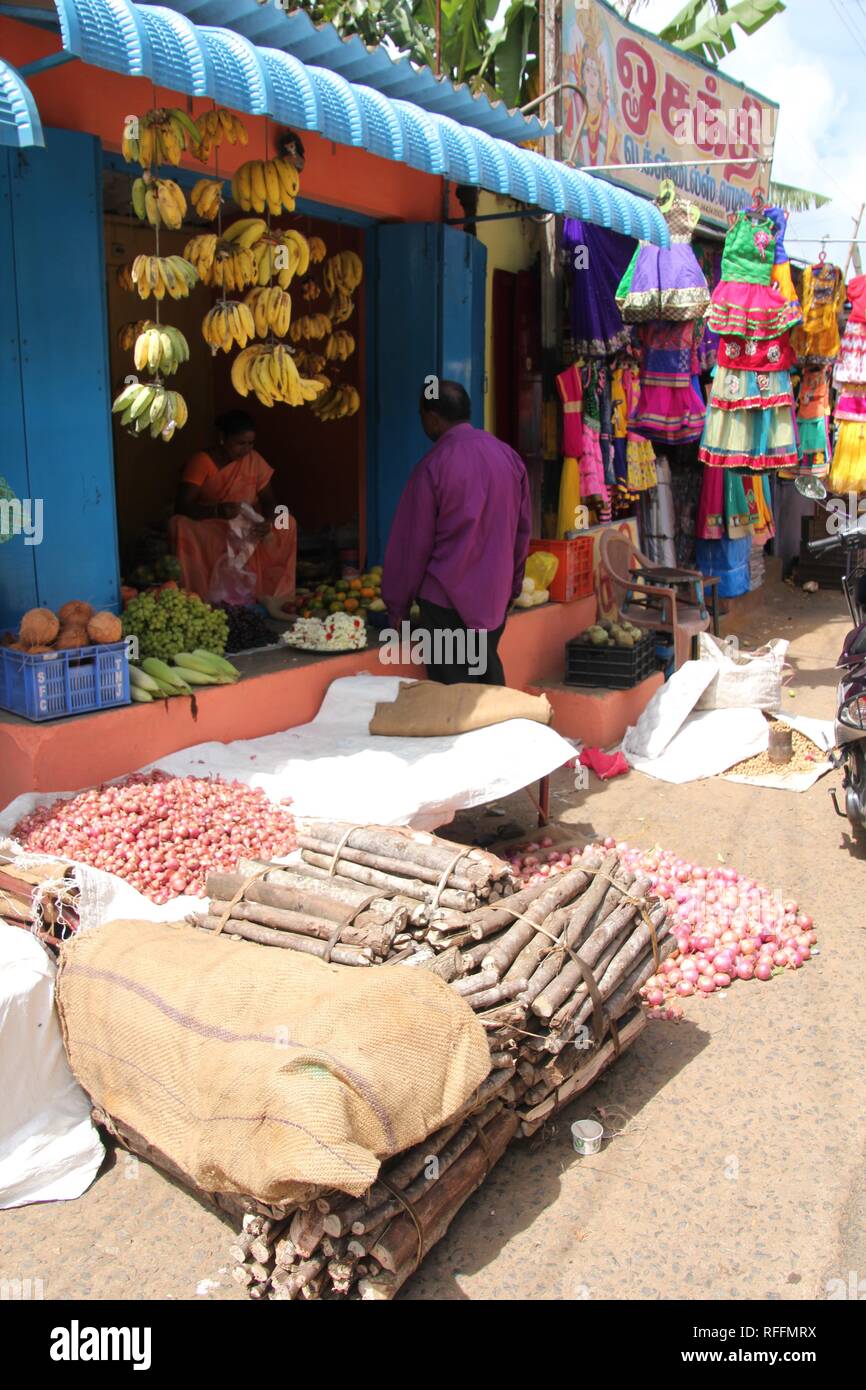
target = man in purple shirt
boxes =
[382,381,531,686]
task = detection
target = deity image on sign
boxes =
[563,2,620,168]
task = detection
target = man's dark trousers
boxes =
[416,599,506,686]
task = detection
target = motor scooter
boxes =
[799,477,866,831]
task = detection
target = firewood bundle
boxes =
[190,822,517,963]
[217,845,667,1299]
[0,852,78,946]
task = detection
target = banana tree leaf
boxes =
[769,180,832,213]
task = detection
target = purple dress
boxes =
[616,194,710,323]
[563,218,634,357]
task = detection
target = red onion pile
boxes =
[13,771,296,905]
[505,836,816,1006]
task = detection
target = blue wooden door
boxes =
[1,128,119,630]
[367,223,487,562]
[0,149,38,629]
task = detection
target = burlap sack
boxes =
[54,919,490,1205]
[370,681,553,737]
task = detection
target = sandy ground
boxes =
[2,580,865,1302]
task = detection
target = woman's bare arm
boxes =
[176,482,239,520]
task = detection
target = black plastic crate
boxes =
[565,631,657,689]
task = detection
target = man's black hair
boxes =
[420,379,471,423]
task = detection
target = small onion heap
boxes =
[505,837,816,1005]
[13,771,296,905]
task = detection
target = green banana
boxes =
[130,385,155,420]
[112,382,140,414]
[131,686,153,703]
[169,107,202,150]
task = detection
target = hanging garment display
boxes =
[829,275,866,493]
[621,363,657,490]
[563,218,634,357]
[707,211,802,340]
[640,456,677,567]
[696,466,752,540]
[764,205,800,306]
[780,364,833,480]
[632,322,706,444]
[555,363,585,456]
[557,456,582,539]
[793,262,844,363]
[615,184,710,323]
[698,366,799,471]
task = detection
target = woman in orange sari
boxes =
[170,410,296,607]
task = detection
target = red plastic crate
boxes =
[528,537,594,603]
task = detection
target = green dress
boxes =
[720,214,776,286]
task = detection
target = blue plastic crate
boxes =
[0,642,130,722]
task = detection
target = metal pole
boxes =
[589,156,772,173]
[537,0,560,538]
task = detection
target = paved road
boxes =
[2,581,864,1302]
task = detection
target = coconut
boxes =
[19,608,60,647]
[86,611,123,645]
[55,626,88,650]
[58,600,94,627]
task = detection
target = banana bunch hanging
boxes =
[232,157,299,215]
[202,302,256,353]
[133,324,190,376]
[324,330,356,363]
[121,108,202,168]
[289,313,332,343]
[112,381,189,441]
[184,224,264,291]
[328,289,355,324]
[116,263,135,292]
[249,229,311,289]
[231,345,327,408]
[245,286,292,339]
[294,350,327,375]
[322,251,363,295]
[311,383,361,421]
[130,254,199,301]
[131,175,187,230]
[194,108,249,161]
[308,236,327,264]
[117,320,149,351]
[190,178,224,221]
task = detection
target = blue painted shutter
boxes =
[367,223,486,562]
[3,128,120,627]
[0,149,38,628]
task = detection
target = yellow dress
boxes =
[792,264,844,360]
[557,456,582,537]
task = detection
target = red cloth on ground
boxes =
[579,747,629,779]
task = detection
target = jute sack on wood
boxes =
[54,919,490,1206]
[370,681,553,737]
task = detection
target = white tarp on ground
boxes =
[0,924,104,1209]
[621,659,836,789]
[144,674,576,830]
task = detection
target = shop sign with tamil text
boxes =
[561,0,778,227]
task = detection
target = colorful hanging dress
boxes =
[631,321,706,444]
[616,190,710,323]
[563,218,634,357]
[707,212,803,340]
[793,263,844,364]
[829,276,866,492]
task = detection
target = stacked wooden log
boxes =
[190,822,517,962]
[212,837,667,1300]
[0,852,78,946]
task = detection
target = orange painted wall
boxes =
[0,16,448,222]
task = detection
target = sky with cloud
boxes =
[625,0,866,267]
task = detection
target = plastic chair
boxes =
[598,529,718,670]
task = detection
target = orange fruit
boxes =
[343,597,359,612]
[360,586,375,598]
[348,578,362,591]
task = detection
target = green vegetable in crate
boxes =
[587,626,608,646]
[122,588,229,661]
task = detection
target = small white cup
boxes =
[571,1118,603,1155]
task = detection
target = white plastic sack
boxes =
[695,633,788,712]
[0,924,104,1208]
[625,707,769,784]
[622,660,716,762]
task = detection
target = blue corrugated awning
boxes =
[140,1,553,146]
[0,57,44,147]
[49,0,669,245]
